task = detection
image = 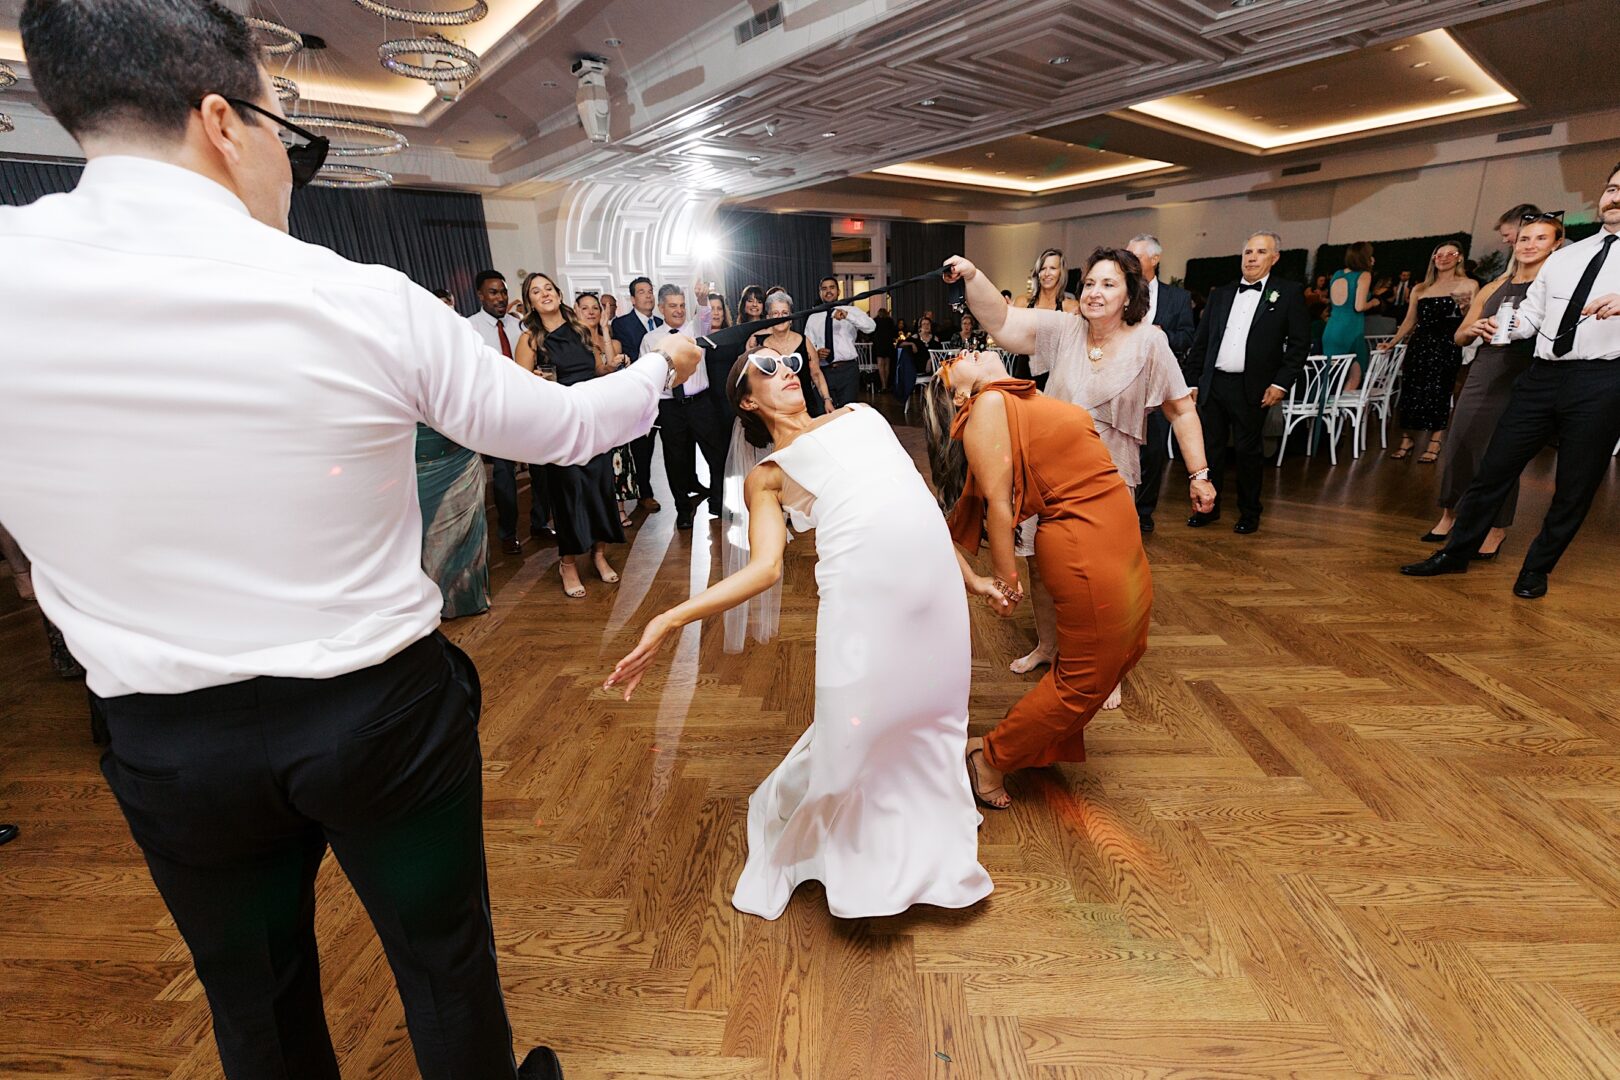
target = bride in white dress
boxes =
[606,347,993,920]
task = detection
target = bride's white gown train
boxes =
[732,406,992,920]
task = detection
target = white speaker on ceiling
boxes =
[572,55,610,144]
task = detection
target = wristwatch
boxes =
[1189,467,1211,482]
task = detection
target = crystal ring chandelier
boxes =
[0,62,17,91]
[288,115,409,157]
[351,0,488,25]
[310,164,394,189]
[378,35,479,81]
[272,75,300,105]
[246,16,303,56]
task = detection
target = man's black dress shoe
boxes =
[1400,551,1470,577]
[1139,516,1155,534]
[500,538,523,556]
[0,823,18,847]
[518,1046,563,1079]
[1186,512,1220,528]
[1513,570,1548,599]
[1233,517,1259,534]
[675,508,694,531]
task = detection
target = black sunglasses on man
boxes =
[192,96,330,188]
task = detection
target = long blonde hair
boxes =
[521,272,601,368]
[1420,241,1470,293]
[921,373,967,513]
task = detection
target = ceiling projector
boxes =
[572,55,611,143]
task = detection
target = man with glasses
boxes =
[0,3,700,1079]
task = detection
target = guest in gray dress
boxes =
[1423,213,1565,557]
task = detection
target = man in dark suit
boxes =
[1128,234,1198,532]
[1186,231,1310,534]
[609,275,663,513]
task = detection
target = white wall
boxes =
[964,144,1616,286]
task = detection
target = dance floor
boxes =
[4,399,1620,1079]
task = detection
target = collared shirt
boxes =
[803,304,877,364]
[467,308,524,360]
[1215,275,1269,374]
[641,322,709,398]
[1146,277,1159,325]
[0,155,666,696]
[628,308,661,334]
[1511,227,1620,361]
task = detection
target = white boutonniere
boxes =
[1267,290,1279,304]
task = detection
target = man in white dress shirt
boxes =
[0,4,698,1078]
[804,275,877,408]
[468,270,549,555]
[641,284,726,529]
[1403,162,1620,599]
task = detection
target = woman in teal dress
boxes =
[1320,241,1380,390]
[415,426,491,618]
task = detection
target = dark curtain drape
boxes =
[1184,248,1309,297]
[717,208,832,317]
[888,220,965,330]
[2,159,493,313]
[289,186,493,314]
[0,158,84,205]
[1311,232,1470,288]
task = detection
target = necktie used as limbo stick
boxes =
[697,266,954,350]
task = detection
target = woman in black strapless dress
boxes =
[517,273,626,598]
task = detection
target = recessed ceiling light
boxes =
[494,113,508,119]
[996,170,1006,174]
[1411,61,1430,69]
[604,37,622,47]
[1311,84,1329,92]
[1191,93,1206,99]
[1252,115,1265,120]
[1449,87,1467,95]
[1048,55,1071,65]
[919,98,936,107]
[746,155,762,162]
[541,80,558,88]
[1224,104,1237,111]
[1432,75,1450,82]
[1391,44,1411,52]
[1277,124,1289,129]
[821,130,837,138]
[985,152,995,158]
[1025,174,1035,179]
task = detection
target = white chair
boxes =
[1276,355,1355,465]
[1321,350,1388,460]
[1365,334,1394,354]
[855,342,876,398]
[1362,344,1404,453]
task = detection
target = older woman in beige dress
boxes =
[959,246,1215,704]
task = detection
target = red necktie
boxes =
[495,319,512,358]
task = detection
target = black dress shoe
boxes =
[1400,551,1470,577]
[501,538,523,556]
[1233,517,1259,534]
[1138,516,1155,534]
[0,823,18,847]
[675,508,694,531]
[1186,512,1221,528]
[518,1046,563,1079]
[1419,531,1448,543]
[1513,570,1548,599]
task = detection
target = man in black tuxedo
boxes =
[609,276,663,513]
[1128,234,1198,532]
[1186,231,1310,534]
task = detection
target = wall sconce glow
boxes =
[1127,30,1517,151]
[874,157,1171,195]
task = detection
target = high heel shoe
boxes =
[558,564,586,599]
[1419,531,1449,543]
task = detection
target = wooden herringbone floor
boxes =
[4,399,1620,1078]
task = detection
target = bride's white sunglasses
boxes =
[736,350,804,387]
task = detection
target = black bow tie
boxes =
[1238,280,1264,293]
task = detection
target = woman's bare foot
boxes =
[593,551,620,583]
[1010,646,1052,675]
[965,737,1011,810]
[559,560,586,599]
[1479,527,1508,557]
[1103,683,1123,710]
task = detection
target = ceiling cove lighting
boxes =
[1126,30,1516,151]
[874,157,1172,195]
